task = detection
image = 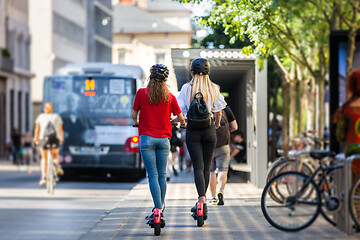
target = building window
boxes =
[18,91,22,133]
[95,41,111,62]
[117,49,126,64]
[53,13,84,45]
[156,53,165,64]
[10,90,14,131]
[95,7,112,42]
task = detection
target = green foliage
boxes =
[1,48,11,58]
[200,25,251,48]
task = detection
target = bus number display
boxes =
[84,78,96,96]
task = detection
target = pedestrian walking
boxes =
[167,125,182,181]
[11,128,23,165]
[335,69,360,181]
[132,64,185,225]
[177,58,226,224]
[34,102,64,186]
[22,132,34,167]
[209,105,238,205]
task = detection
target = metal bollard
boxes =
[334,153,360,235]
[334,153,347,234]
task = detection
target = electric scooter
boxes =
[146,208,165,236]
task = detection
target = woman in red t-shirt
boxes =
[335,69,360,180]
[132,64,185,220]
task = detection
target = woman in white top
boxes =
[177,58,226,220]
[34,102,64,186]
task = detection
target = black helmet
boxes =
[150,64,169,82]
[191,58,210,75]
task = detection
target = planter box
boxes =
[0,55,14,73]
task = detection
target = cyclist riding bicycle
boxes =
[34,102,64,186]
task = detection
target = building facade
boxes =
[0,0,33,157]
[112,0,192,92]
[87,0,113,62]
[29,0,113,117]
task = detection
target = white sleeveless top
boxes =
[177,83,227,118]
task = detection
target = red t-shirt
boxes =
[133,88,181,139]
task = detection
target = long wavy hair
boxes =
[148,78,170,104]
[334,69,360,122]
[190,74,219,107]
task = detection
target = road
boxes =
[0,166,137,240]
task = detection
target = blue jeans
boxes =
[140,135,170,209]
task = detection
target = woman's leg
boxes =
[186,130,206,199]
[201,127,216,195]
[140,135,163,209]
[155,138,170,208]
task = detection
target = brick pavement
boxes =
[80,171,359,240]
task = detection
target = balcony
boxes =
[0,54,14,73]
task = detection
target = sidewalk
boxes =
[0,157,41,172]
[80,171,359,240]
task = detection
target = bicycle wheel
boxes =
[266,157,286,183]
[349,174,360,228]
[268,159,314,203]
[319,169,340,226]
[46,151,55,195]
[261,171,321,231]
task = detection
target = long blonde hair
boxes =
[190,74,219,107]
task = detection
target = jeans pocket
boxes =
[140,135,153,150]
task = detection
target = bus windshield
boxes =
[44,75,137,148]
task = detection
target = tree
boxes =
[178,0,359,151]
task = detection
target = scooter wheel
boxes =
[197,216,204,227]
[154,223,161,235]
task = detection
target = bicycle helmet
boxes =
[150,64,169,82]
[191,58,210,75]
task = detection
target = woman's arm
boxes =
[229,120,238,132]
[34,123,40,144]
[171,113,185,125]
[58,124,64,143]
[230,148,240,158]
[132,110,139,125]
[214,111,222,129]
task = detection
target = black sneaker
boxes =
[209,197,217,205]
[217,192,224,205]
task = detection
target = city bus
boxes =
[42,63,145,179]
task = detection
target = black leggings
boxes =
[186,126,216,198]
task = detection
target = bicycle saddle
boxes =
[309,150,335,160]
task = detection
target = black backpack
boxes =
[187,92,211,130]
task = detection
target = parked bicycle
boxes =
[261,150,360,231]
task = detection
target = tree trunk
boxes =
[271,79,279,162]
[318,75,325,148]
[307,77,315,131]
[299,79,307,133]
[282,75,290,156]
[289,79,297,142]
[346,28,357,74]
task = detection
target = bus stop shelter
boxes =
[171,48,268,187]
